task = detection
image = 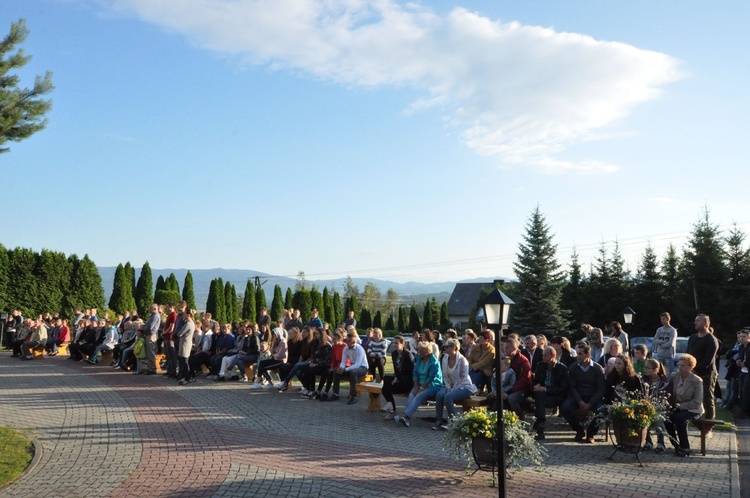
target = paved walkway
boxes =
[0,354,741,498]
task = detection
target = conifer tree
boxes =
[206,278,226,323]
[270,284,284,321]
[182,271,196,310]
[0,243,8,312]
[385,313,395,332]
[109,264,131,314]
[292,290,312,322]
[224,281,238,322]
[398,306,407,333]
[0,19,54,154]
[512,206,570,335]
[332,291,342,325]
[439,301,451,331]
[255,285,267,321]
[165,273,180,293]
[561,248,586,326]
[310,287,324,318]
[422,299,433,329]
[135,262,154,316]
[242,280,256,321]
[360,308,372,328]
[155,275,166,292]
[69,254,105,311]
[36,249,69,314]
[724,223,750,332]
[631,244,665,336]
[124,262,136,301]
[373,310,382,329]
[322,287,334,324]
[284,287,293,309]
[408,306,421,332]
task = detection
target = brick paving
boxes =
[0,354,740,498]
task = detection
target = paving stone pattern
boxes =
[0,355,737,497]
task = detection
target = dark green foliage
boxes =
[155,275,166,292]
[430,297,439,329]
[255,285,267,321]
[182,271,196,310]
[206,278,226,323]
[310,287,323,319]
[723,224,750,332]
[284,287,293,309]
[360,308,372,328]
[165,273,180,293]
[109,263,136,314]
[344,295,360,321]
[322,287,334,325]
[373,310,382,329]
[6,247,37,315]
[630,244,665,336]
[332,291,342,325]
[68,254,105,312]
[561,249,586,329]
[242,280,256,321]
[408,306,421,333]
[512,206,570,335]
[0,243,8,312]
[422,299,433,329]
[0,19,54,154]
[135,262,153,316]
[292,290,312,323]
[123,262,136,301]
[35,249,69,314]
[398,306,407,333]
[271,285,284,321]
[385,313,395,331]
[439,301,451,331]
[224,281,238,322]
[154,289,181,306]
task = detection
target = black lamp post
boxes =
[622,307,635,353]
[482,288,514,498]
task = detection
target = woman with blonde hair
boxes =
[599,337,622,369]
[433,338,476,430]
[666,354,704,456]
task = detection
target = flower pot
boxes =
[471,437,498,469]
[611,422,647,449]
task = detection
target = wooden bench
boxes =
[32,347,44,359]
[461,395,489,412]
[355,380,405,412]
[57,343,69,356]
[155,354,165,373]
[691,418,724,456]
[100,349,113,365]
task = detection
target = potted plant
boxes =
[596,390,662,449]
[443,408,546,472]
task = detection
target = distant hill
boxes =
[97,267,507,311]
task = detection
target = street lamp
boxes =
[622,307,635,325]
[482,288,515,498]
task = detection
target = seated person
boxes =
[467,330,496,391]
[503,336,532,419]
[393,341,443,427]
[532,346,569,440]
[113,320,138,368]
[632,344,648,376]
[550,336,576,367]
[21,318,47,360]
[604,353,643,405]
[561,343,606,443]
[207,323,236,378]
[366,328,388,382]
[598,338,623,368]
[299,329,333,398]
[11,319,33,358]
[643,358,670,452]
[328,331,369,405]
[219,327,260,382]
[86,319,119,364]
[250,330,288,389]
[665,354,704,456]
[434,338,476,429]
[319,330,348,401]
[381,335,414,416]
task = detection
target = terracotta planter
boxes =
[611,422,647,448]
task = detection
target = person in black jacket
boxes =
[381,335,414,416]
[532,346,569,440]
[523,335,545,381]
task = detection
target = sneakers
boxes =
[207,375,217,381]
[263,383,276,390]
[347,397,358,405]
[239,376,248,382]
[381,402,394,413]
[274,382,286,390]
[249,382,264,389]
[319,392,329,402]
[535,431,545,441]
[394,415,410,427]
[329,394,340,402]
[85,358,97,364]
[384,411,396,420]
[300,388,309,396]
[655,443,666,453]
[178,379,189,385]
[574,431,585,442]
[643,441,654,451]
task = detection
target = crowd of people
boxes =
[6,305,750,457]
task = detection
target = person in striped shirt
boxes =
[367,328,388,382]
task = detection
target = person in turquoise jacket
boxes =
[394,341,443,427]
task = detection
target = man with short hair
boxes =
[21,318,47,360]
[162,303,179,377]
[632,344,648,376]
[734,328,749,417]
[687,314,720,419]
[345,310,357,329]
[532,346,568,440]
[258,307,272,331]
[287,309,304,331]
[522,335,543,380]
[307,309,324,330]
[142,304,162,375]
[561,343,606,443]
[333,332,369,404]
[652,312,677,375]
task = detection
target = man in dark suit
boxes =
[532,346,569,440]
[523,335,544,380]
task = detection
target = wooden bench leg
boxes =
[367,392,381,413]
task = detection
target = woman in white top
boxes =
[433,338,477,429]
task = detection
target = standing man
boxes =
[142,304,162,375]
[735,328,749,417]
[307,309,324,330]
[162,303,179,378]
[687,314,719,420]
[258,307,272,331]
[652,312,677,375]
[345,310,357,329]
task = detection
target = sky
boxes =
[2,0,749,284]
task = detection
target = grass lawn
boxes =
[714,406,738,431]
[0,426,33,487]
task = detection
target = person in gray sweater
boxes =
[560,343,606,443]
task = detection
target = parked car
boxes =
[671,337,689,369]
[629,336,654,357]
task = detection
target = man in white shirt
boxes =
[333,332,369,405]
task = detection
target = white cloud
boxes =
[102,0,682,173]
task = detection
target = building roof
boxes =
[447,282,496,316]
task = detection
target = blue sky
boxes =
[3,0,749,284]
